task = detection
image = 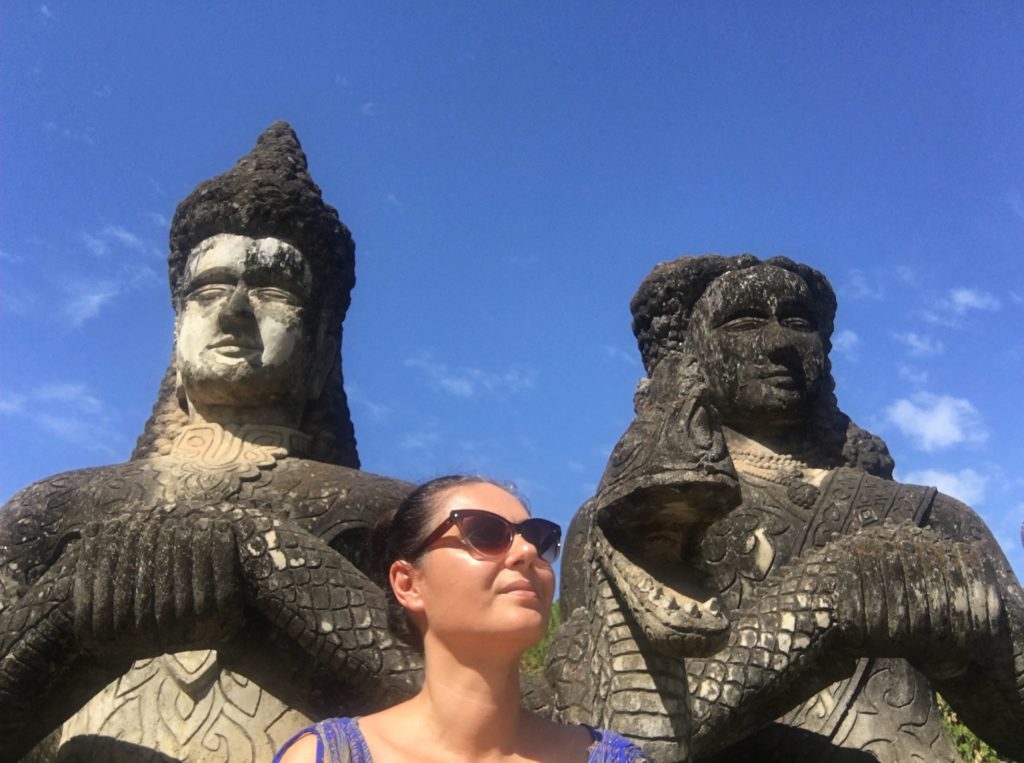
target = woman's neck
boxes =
[410,637,526,758]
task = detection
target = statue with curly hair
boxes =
[550,254,1024,761]
[0,123,420,762]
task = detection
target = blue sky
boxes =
[2,3,1022,579]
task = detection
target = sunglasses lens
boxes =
[460,513,514,554]
[522,519,562,563]
[455,511,562,563]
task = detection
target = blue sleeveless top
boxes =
[273,716,650,762]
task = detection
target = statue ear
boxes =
[171,333,190,413]
[305,318,335,401]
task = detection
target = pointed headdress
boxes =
[133,122,359,467]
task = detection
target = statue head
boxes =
[631,254,892,474]
[133,122,359,466]
[174,233,317,426]
[687,263,828,432]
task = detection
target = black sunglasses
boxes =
[414,509,562,564]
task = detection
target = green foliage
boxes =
[521,600,560,675]
[938,695,1009,763]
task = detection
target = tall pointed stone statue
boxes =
[549,254,1024,761]
[0,123,421,762]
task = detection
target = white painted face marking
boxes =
[175,233,314,418]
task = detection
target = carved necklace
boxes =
[730,448,810,475]
[729,447,820,509]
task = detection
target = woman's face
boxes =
[402,482,556,652]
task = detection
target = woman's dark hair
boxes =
[371,474,519,652]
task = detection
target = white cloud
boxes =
[0,382,120,455]
[603,344,641,366]
[148,212,169,228]
[831,329,859,359]
[897,364,928,385]
[0,393,27,414]
[62,226,160,324]
[948,288,1000,315]
[64,280,120,325]
[901,467,988,505]
[384,193,406,212]
[894,266,915,284]
[344,383,392,422]
[35,383,102,414]
[42,121,94,145]
[82,232,108,257]
[101,225,147,252]
[359,102,381,117]
[404,355,536,398]
[399,431,442,450]
[39,4,54,18]
[1010,189,1024,224]
[843,269,883,300]
[892,331,943,357]
[83,225,152,257]
[885,393,987,451]
[0,248,21,263]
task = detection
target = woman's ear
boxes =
[390,559,425,613]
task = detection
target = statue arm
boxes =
[687,523,1024,761]
[0,500,422,760]
[0,476,76,591]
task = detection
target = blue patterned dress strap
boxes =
[271,717,374,763]
[585,725,652,762]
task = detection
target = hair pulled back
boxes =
[371,474,516,652]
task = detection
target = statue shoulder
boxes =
[269,460,413,544]
[922,488,997,545]
[275,460,413,506]
[0,462,152,582]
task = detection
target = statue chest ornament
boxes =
[152,423,310,502]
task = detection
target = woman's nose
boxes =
[505,532,540,566]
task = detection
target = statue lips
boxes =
[207,336,262,360]
[753,365,802,391]
[753,364,798,383]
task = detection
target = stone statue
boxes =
[548,254,1024,761]
[0,123,421,762]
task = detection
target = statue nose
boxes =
[761,319,797,355]
[218,284,254,325]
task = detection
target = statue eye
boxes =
[719,316,766,332]
[250,286,301,305]
[187,284,232,303]
[781,316,815,331]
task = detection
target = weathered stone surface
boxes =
[549,254,1024,761]
[0,123,420,762]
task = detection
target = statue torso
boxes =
[1,425,412,763]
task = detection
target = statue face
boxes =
[689,265,826,430]
[175,233,315,420]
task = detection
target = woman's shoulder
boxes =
[273,717,371,763]
[585,726,652,762]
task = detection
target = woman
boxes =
[275,475,649,762]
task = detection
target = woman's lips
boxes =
[500,580,539,597]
